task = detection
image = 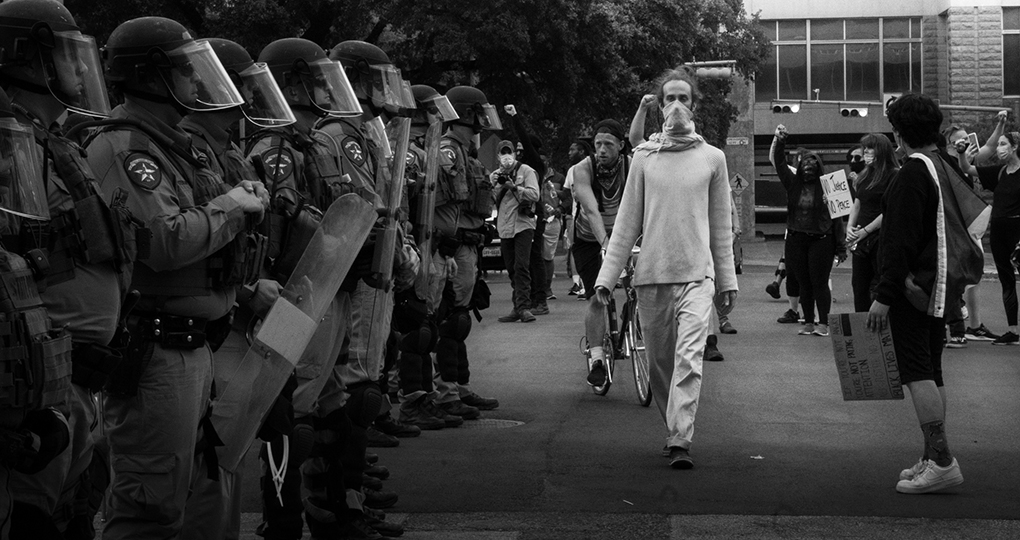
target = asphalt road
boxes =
[235,260,1020,539]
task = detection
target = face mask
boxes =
[499,154,516,169]
[662,100,694,137]
[863,153,875,165]
[850,161,866,174]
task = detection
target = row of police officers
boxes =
[0,1,502,538]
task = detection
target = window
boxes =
[756,17,923,102]
[1005,7,1020,96]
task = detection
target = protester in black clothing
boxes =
[771,125,847,336]
[869,92,971,494]
[504,104,551,315]
[846,133,898,312]
[970,131,1020,345]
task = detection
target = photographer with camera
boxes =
[493,140,541,322]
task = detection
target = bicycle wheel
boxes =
[627,303,652,407]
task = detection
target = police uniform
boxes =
[85,100,248,540]
[178,114,266,540]
[6,104,142,537]
[246,123,361,539]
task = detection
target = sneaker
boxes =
[439,400,481,420]
[373,413,420,439]
[497,310,521,323]
[586,360,607,386]
[365,427,399,448]
[519,309,536,322]
[366,512,404,538]
[895,458,963,494]
[965,324,1000,342]
[531,305,550,316]
[777,309,800,324]
[661,445,670,458]
[719,321,737,334]
[568,283,580,296]
[668,447,694,469]
[362,487,399,509]
[899,458,928,481]
[365,452,379,465]
[798,323,815,335]
[460,391,499,410]
[704,335,724,362]
[576,288,587,300]
[992,331,1019,345]
[766,281,781,299]
[945,335,967,348]
[422,399,463,428]
[398,399,446,430]
[812,324,830,337]
[548,293,558,300]
[365,463,390,480]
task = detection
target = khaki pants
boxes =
[637,280,714,450]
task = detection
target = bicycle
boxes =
[582,244,651,406]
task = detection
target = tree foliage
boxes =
[65,0,770,162]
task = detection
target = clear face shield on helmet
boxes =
[302,59,362,117]
[160,40,244,111]
[361,63,404,112]
[46,30,111,118]
[363,116,392,159]
[234,62,295,127]
[473,102,502,131]
[0,118,48,221]
[395,80,416,117]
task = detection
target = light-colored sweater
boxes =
[594,141,738,293]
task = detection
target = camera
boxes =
[495,172,512,185]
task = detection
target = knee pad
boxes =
[438,309,472,341]
[400,322,435,354]
[345,383,383,429]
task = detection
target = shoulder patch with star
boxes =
[441,147,457,164]
[341,137,366,167]
[261,146,295,182]
[124,152,162,190]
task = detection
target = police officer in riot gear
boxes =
[247,37,394,540]
[0,80,72,540]
[177,37,286,540]
[430,85,501,418]
[0,1,149,538]
[82,16,267,539]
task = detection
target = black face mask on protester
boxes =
[849,160,866,174]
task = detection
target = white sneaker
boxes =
[899,458,928,481]
[895,458,963,494]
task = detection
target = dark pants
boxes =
[501,229,534,312]
[851,247,879,313]
[786,230,835,325]
[990,217,1020,326]
[530,219,548,308]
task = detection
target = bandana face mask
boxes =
[662,100,694,137]
[499,154,516,170]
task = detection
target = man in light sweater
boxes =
[595,69,737,469]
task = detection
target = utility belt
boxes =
[436,227,486,257]
[125,312,215,350]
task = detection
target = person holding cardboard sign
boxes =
[771,125,847,337]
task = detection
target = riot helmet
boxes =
[0,0,110,117]
[329,40,404,115]
[445,86,501,132]
[0,87,47,220]
[205,38,295,127]
[258,38,361,118]
[411,84,457,127]
[104,17,244,112]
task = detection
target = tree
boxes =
[65,0,771,163]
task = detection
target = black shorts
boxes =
[571,237,602,294]
[889,298,945,387]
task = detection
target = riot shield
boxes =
[211,193,376,472]
[369,116,411,291]
[413,121,443,301]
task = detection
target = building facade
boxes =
[736,0,1020,229]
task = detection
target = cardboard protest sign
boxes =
[820,169,853,219]
[828,312,904,401]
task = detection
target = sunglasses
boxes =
[849,155,863,162]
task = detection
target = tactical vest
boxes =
[316,117,378,202]
[185,127,268,289]
[438,136,471,206]
[0,249,72,414]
